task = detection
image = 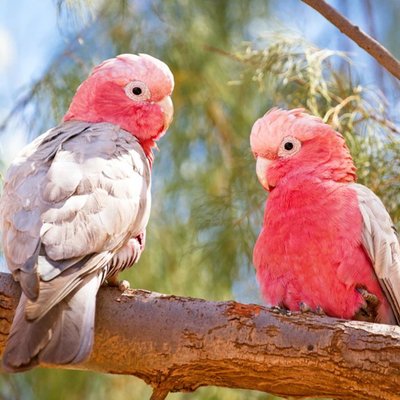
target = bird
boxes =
[0,53,174,371]
[250,108,400,325]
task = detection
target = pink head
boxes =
[64,54,174,157]
[250,108,356,191]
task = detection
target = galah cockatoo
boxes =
[1,53,174,371]
[251,108,400,325]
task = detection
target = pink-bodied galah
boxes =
[251,108,400,325]
[1,53,174,371]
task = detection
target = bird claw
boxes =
[299,302,325,315]
[357,287,379,307]
[315,305,326,315]
[299,302,311,313]
[354,287,380,321]
[270,305,291,316]
[107,276,130,292]
[118,279,130,292]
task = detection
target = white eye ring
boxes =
[124,80,151,101]
[278,136,301,158]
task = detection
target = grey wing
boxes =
[1,121,151,370]
[0,121,151,313]
[0,121,93,297]
[350,183,400,324]
[40,123,151,261]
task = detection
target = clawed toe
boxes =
[354,287,380,321]
[357,287,379,306]
[270,305,291,316]
[299,302,311,313]
[299,302,325,316]
[118,279,130,292]
[315,305,325,315]
[107,276,131,292]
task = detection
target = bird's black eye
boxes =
[132,87,142,95]
[278,136,301,158]
[284,142,294,151]
[124,80,151,101]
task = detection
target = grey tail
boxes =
[2,272,102,372]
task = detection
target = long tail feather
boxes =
[40,272,102,364]
[2,272,103,372]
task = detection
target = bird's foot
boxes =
[354,287,380,322]
[357,287,379,307]
[118,280,130,292]
[107,275,130,292]
[270,305,291,316]
[299,302,325,315]
[299,301,311,313]
[315,305,326,315]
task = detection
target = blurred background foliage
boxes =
[0,0,400,399]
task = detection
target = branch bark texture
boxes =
[1,272,400,399]
[301,0,400,81]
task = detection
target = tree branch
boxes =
[1,272,400,399]
[301,0,400,81]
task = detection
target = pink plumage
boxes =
[64,53,174,160]
[251,108,400,325]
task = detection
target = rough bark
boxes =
[0,272,400,399]
[301,0,400,81]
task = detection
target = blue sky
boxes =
[0,0,62,163]
[0,0,60,106]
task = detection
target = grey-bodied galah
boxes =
[0,54,174,371]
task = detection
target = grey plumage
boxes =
[351,183,400,324]
[1,121,151,371]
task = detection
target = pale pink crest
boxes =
[250,107,356,186]
[89,53,174,100]
[251,108,338,157]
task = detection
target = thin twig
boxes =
[301,0,400,81]
[203,44,241,62]
[354,112,400,135]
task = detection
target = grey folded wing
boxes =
[350,183,400,324]
[0,121,151,314]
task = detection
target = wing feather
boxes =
[0,120,151,308]
[350,183,400,324]
[2,120,152,371]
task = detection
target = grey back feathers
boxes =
[351,183,400,325]
[0,121,151,371]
